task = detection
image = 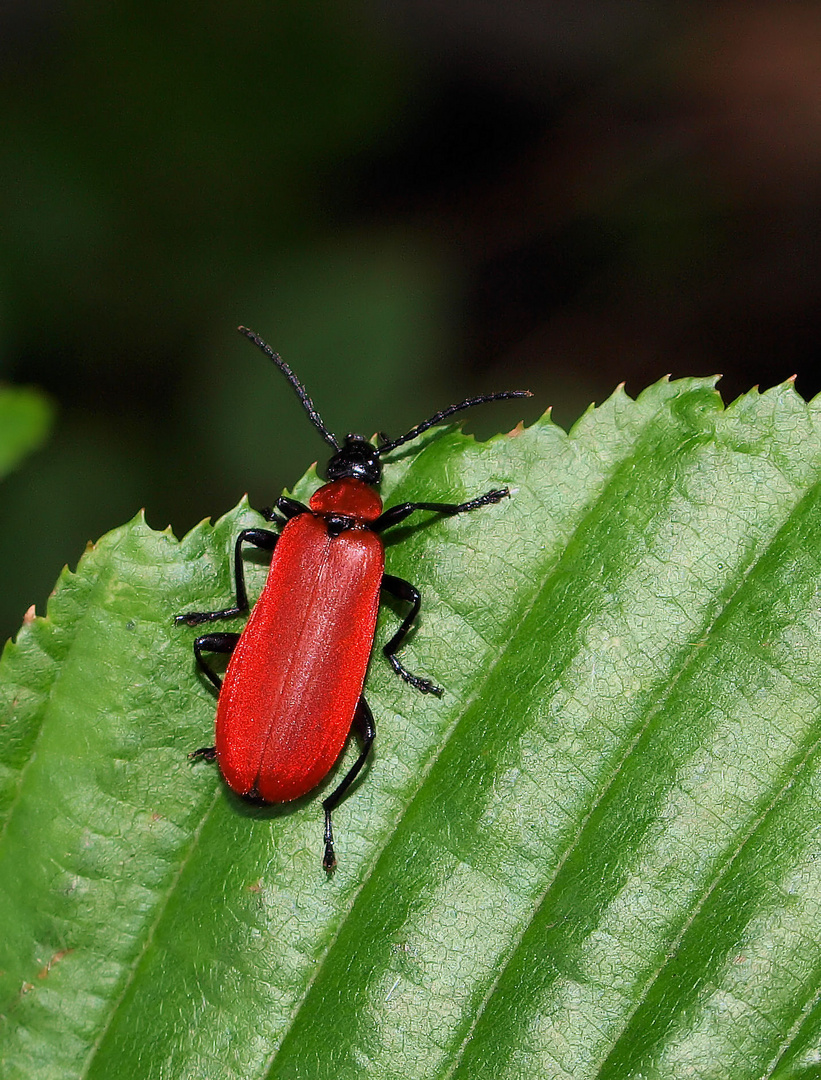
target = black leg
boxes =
[322,697,376,870]
[193,631,240,691]
[373,487,509,533]
[175,528,279,626]
[188,632,239,760]
[260,496,310,523]
[381,575,443,697]
[190,745,218,762]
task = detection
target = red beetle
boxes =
[177,327,530,868]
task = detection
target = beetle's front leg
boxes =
[381,575,443,697]
[372,487,509,533]
[175,528,279,626]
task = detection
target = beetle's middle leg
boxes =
[187,631,239,760]
[192,631,240,692]
[322,697,376,870]
[381,574,443,697]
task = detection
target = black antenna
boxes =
[377,390,533,455]
[238,326,340,451]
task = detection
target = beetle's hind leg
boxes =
[381,574,443,697]
[322,697,376,870]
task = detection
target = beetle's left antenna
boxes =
[238,326,340,450]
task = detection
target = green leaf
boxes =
[0,387,53,481]
[3,377,821,1079]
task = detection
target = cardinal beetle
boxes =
[177,326,531,869]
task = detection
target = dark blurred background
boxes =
[2,1,821,640]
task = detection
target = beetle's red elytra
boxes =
[177,326,531,869]
[217,490,383,804]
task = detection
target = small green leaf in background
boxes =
[0,387,53,481]
[2,377,821,1079]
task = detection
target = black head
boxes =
[325,434,382,485]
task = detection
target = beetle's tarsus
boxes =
[389,655,443,696]
[176,612,207,626]
[190,745,217,762]
[420,678,444,698]
[323,806,337,870]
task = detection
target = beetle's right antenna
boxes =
[377,390,533,455]
[238,326,340,451]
